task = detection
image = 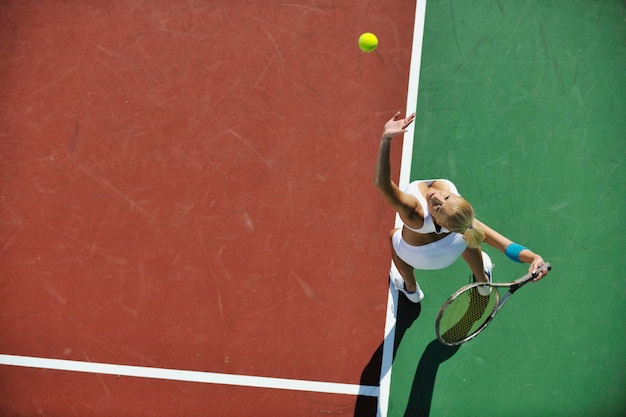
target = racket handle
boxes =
[533,262,552,278]
[511,262,552,292]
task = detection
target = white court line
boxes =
[377,1,428,416]
[0,354,379,397]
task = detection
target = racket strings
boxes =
[439,287,499,345]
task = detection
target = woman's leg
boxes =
[389,228,421,296]
[461,246,493,282]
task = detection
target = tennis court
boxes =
[1,1,624,416]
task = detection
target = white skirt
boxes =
[392,228,467,270]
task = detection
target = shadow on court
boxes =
[354,293,460,417]
[404,340,460,416]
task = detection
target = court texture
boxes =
[0,1,624,416]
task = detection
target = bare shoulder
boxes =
[430,180,452,192]
[417,181,430,197]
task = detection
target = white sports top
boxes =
[402,179,460,234]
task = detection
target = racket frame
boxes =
[435,263,552,346]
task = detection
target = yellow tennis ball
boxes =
[358,32,378,53]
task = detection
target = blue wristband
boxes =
[505,243,527,263]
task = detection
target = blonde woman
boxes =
[374,112,548,303]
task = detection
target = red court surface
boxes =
[1,1,416,415]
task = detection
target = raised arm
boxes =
[373,112,420,221]
[474,219,549,281]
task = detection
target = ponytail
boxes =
[462,223,485,249]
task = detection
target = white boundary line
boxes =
[377,1,427,416]
[0,354,379,397]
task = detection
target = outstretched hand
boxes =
[382,111,416,140]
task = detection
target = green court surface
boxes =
[389,1,625,416]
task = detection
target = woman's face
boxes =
[426,190,460,225]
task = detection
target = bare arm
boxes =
[474,219,549,281]
[373,112,421,221]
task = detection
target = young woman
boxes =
[374,112,548,303]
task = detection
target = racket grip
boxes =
[534,263,552,278]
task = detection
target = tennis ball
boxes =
[358,32,378,53]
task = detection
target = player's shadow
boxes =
[353,293,460,417]
[353,293,421,416]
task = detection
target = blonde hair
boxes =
[442,197,485,249]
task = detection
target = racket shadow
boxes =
[404,339,460,417]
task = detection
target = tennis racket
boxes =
[435,263,551,346]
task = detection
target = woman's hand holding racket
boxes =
[529,256,549,282]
